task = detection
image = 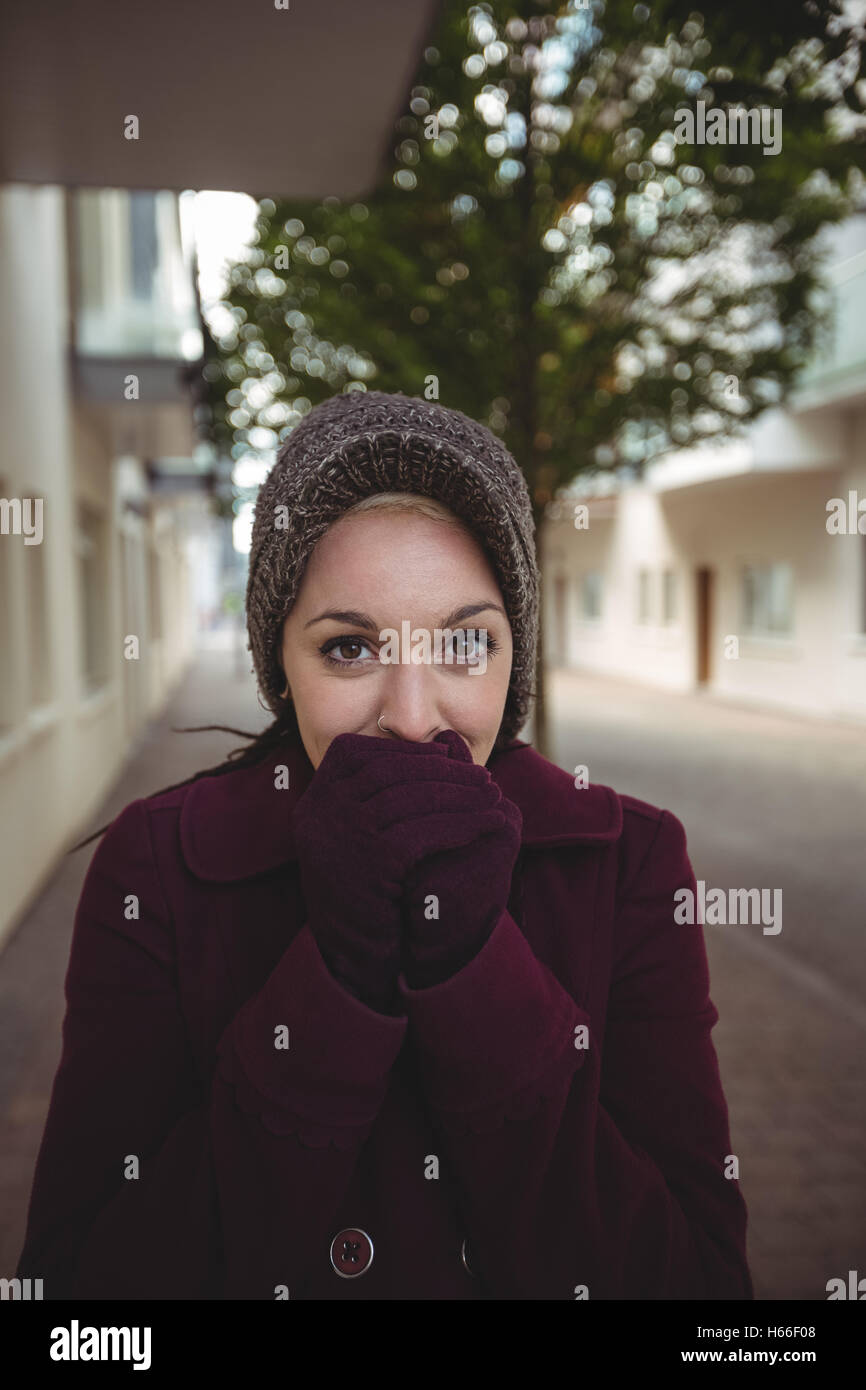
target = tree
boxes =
[201,0,866,754]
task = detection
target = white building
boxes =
[542,215,866,723]
[0,185,220,950]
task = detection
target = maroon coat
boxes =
[17,734,752,1300]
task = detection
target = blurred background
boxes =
[1,0,865,1300]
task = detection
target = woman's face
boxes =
[280,509,514,768]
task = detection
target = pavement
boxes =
[1,639,863,1299]
[550,668,866,1301]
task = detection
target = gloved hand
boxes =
[399,729,523,990]
[290,731,505,1013]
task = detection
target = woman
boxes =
[17,389,752,1300]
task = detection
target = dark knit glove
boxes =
[400,730,523,990]
[290,732,497,1013]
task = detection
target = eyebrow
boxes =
[304,602,508,631]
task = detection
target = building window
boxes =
[129,191,159,301]
[636,568,651,624]
[742,563,794,636]
[582,571,602,619]
[662,568,677,625]
[77,503,109,693]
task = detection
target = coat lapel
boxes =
[179,734,622,883]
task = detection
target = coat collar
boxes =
[178,735,623,882]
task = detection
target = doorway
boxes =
[695,566,714,685]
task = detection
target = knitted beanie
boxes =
[245,389,539,748]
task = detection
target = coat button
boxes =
[330,1227,374,1278]
[460,1237,475,1276]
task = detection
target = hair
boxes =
[67,491,508,856]
[342,492,464,528]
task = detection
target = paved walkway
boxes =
[0,626,271,1283]
[1,647,863,1298]
[550,668,866,1300]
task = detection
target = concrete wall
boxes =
[0,184,204,952]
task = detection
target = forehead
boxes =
[302,509,500,591]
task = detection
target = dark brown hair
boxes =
[66,705,301,855]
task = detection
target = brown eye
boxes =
[319,636,374,667]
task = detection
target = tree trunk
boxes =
[508,71,549,757]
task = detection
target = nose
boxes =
[376,661,446,744]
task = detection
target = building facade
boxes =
[0,184,216,950]
[542,215,866,725]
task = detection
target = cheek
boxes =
[292,660,370,727]
[287,643,331,689]
[449,660,512,719]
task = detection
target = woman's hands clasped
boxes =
[290,730,522,1011]
[399,730,522,989]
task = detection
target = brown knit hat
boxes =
[245,389,539,748]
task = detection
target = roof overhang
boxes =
[0,0,441,196]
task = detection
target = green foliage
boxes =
[201,0,866,511]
